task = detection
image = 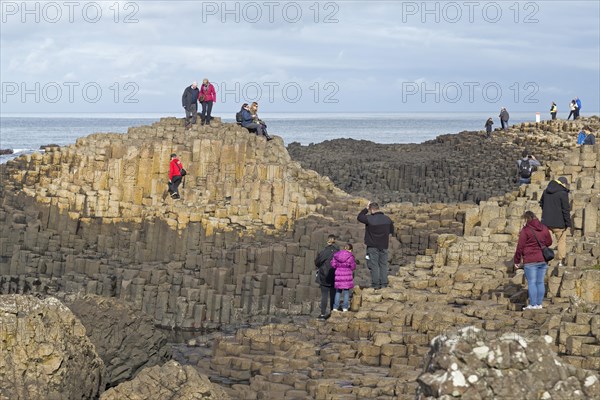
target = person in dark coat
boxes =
[540,177,571,267]
[314,234,339,319]
[514,211,553,310]
[499,107,510,131]
[485,117,493,138]
[182,81,200,129]
[357,202,394,289]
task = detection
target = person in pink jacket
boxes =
[199,78,217,125]
[331,243,356,312]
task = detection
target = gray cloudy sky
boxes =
[1,0,599,114]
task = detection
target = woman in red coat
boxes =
[199,78,217,125]
[513,211,553,310]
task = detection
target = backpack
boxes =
[235,111,242,124]
[519,159,532,179]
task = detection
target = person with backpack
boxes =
[314,234,339,319]
[485,117,494,138]
[240,102,272,140]
[575,97,582,119]
[516,150,541,185]
[199,79,217,126]
[168,153,186,200]
[577,129,587,145]
[499,107,510,131]
[540,177,572,267]
[235,103,248,125]
[550,102,557,120]
[331,243,356,313]
[513,211,553,310]
[182,82,200,130]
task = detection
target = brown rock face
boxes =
[416,327,600,399]
[64,294,172,388]
[100,360,230,400]
[0,294,105,400]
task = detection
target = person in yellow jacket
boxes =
[550,102,557,120]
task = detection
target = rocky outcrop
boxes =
[64,294,171,388]
[288,117,600,204]
[0,294,105,399]
[416,326,600,399]
[0,149,13,155]
[100,360,230,400]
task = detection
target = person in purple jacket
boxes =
[331,243,357,312]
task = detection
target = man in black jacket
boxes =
[314,234,339,319]
[358,202,395,289]
[182,81,199,129]
[540,177,571,267]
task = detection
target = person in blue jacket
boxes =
[575,97,582,119]
[240,104,271,140]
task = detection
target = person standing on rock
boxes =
[550,102,557,120]
[358,202,394,290]
[499,108,509,131]
[540,177,571,267]
[516,150,541,185]
[567,100,577,120]
[199,79,217,126]
[575,97,582,119]
[168,153,185,200]
[182,81,200,129]
[485,117,494,138]
[514,211,552,310]
[315,234,339,319]
[331,243,357,312]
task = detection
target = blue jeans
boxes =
[333,289,350,310]
[524,262,548,306]
[519,177,531,185]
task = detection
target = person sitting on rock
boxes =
[583,131,596,145]
[235,103,248,125]
[513,211,552,310]
[168,153,185,200]
[242,103,271,140]
[516,150,541,185]
[249,102,272,141]
[485,117,494,138]
[331,243,356,312]
[315,234,339,320]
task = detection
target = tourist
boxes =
[250,102,272,141]
[199,79,217,126]
[235,103,248,125]
[357,202,394,290]
[516,150,541,185]
[540,177,571,267]
[575,97,582,119]
[331,243,357,312]
[485,117,494,138]
[567,100,577,120]
[168,153,185,200]
[241,102,271,140]
[182,81,200,129]
[315,234,339,319]
[513,211,552,310]
[550,102,557,120]
[499,107,510,131]
[583,131,596,145]
[577,128,587,145]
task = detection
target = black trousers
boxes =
[201,101,213,124]
[169,175,182,195]
[551,112,557,120]
[320,286,336,315]
[567,110,575,120]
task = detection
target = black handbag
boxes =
[528,227,555,262]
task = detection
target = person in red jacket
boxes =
[513,211,553,310]
[168,153,184,199]
[199,78,217,126]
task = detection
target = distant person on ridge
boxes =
[567,100,577,120]
[199,78,217,126]
[182,81,200,129]
[499,107,510,131]
[331,243,356,312]
[358,202,394,290]
[516,150,541,185]
[540,177,572,267]
[315,234,339,320]
[168,153,185,200]
[550,102,557,120]
[235,103,248,125]
[485,117,494,138]
[575,97,581,119]
[249,102,271,140]
[241,102,271,140]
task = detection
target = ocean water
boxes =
[0,112,555,163]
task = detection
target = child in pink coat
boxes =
[331,243,356,312]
